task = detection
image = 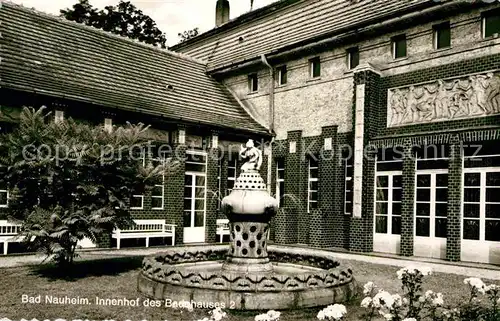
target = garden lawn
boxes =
[0,256,498,321]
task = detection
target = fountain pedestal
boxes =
[221,170,277,273]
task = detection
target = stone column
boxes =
[446,135,462,261]
[400,140,416,256]
[349,63,381,252]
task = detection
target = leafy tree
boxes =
[178,28,199,43]
[0,107,179,267]
[60,0,167,48]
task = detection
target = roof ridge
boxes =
[0,0,207,65]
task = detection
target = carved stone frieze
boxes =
[387,71,500,127]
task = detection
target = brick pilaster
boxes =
[205,147,219,243]
[400,140,415,256]
[282,130,302,244]
[446,135,462,261]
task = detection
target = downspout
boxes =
[260,54,275,194]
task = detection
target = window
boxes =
[347,47,359,70]
[227,158,237,195]
[248,73,258,92]
[54,110,64,123]
[277,65,287,85]
[0,184,8,208]
[130,188,144,209]
[104,118,113,132]
[433,22,451,49]
[482,9,500,38]
[307,157,319,212]
[344,154,353,215]
[391,34,407,59]
[309,57,321,78]
[276,159,285,206]
[151,151,166,210]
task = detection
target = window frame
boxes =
[391,34,407,59]
[0,189,8,208]
[309,57,321,78]
[248,73,258,93]
[226,158,238,195]
[344,158,353,215]
[54,110,64,123]
[130,151,146,210]
[482,8,500,39]
[433,21,451,50]
[104,118,113,132]
[277,65,288,86]
[347,46,360,70]
[276,159,285,207]
[307,157,319,213]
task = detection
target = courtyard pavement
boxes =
[0,244,499,280]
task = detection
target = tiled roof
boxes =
[0,1,269,135]
[172,0,441,72]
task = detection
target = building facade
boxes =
[172,0,500,265]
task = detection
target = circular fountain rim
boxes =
[140,244,353,293]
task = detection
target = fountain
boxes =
[138,140,356,310]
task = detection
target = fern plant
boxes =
[0,106,179,268]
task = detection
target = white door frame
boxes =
[373,170,402,254]
[461,165,500,264]
[413,169,448,259]
[183,150,207,244]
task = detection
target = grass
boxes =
[0,256,499,321]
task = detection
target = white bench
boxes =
[216,219,230,243]
[112,219,176,249]
[0,220,23,255]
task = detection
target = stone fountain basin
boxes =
[138,244,357,310]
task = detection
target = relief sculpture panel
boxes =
[387,71,500,127]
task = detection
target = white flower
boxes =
[266,310,280,321]
[360,297,373,308]
[210,307,227,321]
[402,298,409,305]
[433,293,444,306]
[318,304,347,320]
[392,294,403,307]
[363,281,375,295]
[402,318,417,321]
[425,290,434,299]
[373,290,395,309]
[383,313,393,320]
[464,277,486,294]
[254,314,269,321]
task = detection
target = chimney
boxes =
[215,0,230,27]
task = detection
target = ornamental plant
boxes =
[356,267,500,321]
[0,106,179,268]
[254,310,281,321]
[317,304,347,320]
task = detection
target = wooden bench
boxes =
[0,220,23,255]
[112,219,176,249]
[216,219,230,243]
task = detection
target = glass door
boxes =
[414,170,448,259]
[183,151,207,243]
[373,171,402,254]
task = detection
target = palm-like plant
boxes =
[0,106,179,268]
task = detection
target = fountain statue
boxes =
[138,139,356,310]
[221,139,278,273]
